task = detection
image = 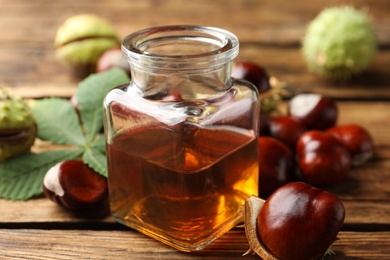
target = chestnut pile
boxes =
[232,61,374,198]
[234,61,373,260]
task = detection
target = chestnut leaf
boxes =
[82,134,107,177]
[77,68,130,144]
[32,98,86,146]
[0,68,129,200]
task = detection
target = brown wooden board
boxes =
[0,229,389,259]
[0,0,389,259]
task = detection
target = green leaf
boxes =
[82,135,108,177]
[90,134,106,153]
[77,68,130,144]
[0,70,128,200]
[0,148,84,200]
[31,98,86,146]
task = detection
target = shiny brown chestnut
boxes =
[259,110,270,135]
[231,61,271,94]
[296,130,351,187]
[327,124,374,166]
[289,93,338,130]
[258,137,295,199]
[258,182,345,260]
[43,160,108,211]
[268,115,306,150]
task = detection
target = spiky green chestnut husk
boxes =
[302,6,376,80]
[55,14,121,77]
[0,88,37,161]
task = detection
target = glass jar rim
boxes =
[122,25,239,70]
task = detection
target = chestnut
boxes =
[257,182,345,260]
[258,137,295,199]
[268,115,306,150]
[259,110,270,135]
[327,124,374,166]
[231,61,271,94]
[296,130,351,187]
[289,93,338,130]
[43,160,108,211]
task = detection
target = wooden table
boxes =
[1,0,389,259]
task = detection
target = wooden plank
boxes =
[2,47,390,99]
[0,229,388,259]
[0,229,256,260]
[331,232,390,259]
[236,46,390,100]
[342,201,390,227]
[0,0,388,45]
[1,197,390,228]
[0,197,114,225]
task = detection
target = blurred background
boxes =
[0,0,389,98]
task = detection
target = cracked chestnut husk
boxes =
[0,87,37,161]
[244,196,277,260]
[54,14,120,77]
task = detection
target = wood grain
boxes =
[0,229,388,259]
[0,0,389,45]
[3,47,390,100]
[0,0,389,259]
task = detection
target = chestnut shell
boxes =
[258,182,345,260]
[43,160,108,211]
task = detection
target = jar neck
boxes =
[122,25,239,99]
[129,62,234,99]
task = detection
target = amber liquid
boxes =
[106,122,258,251]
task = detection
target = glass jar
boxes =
[103,25,259,252]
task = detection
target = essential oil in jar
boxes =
[106,102,258,251]
[103,25,260,252]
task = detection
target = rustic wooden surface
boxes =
[0,0,389,259]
